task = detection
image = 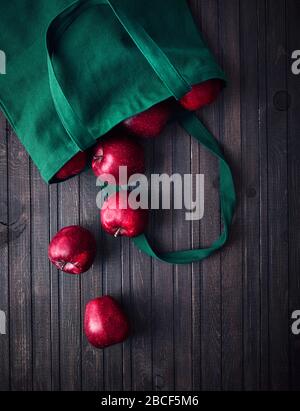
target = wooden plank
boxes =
[58,177,82,391]
[256,0,270,390]
[172,127,192,391]
[189,0,204,392]
[189,101,202,391]
[121,236,132,391]
[102,193,123,391]
[49,183,60,391]
[266,0,289,390]
[239,0,261,391]
[219,0,243,391]
[190,0,223,391]
[31,163,52,391]
[0,114,9,390]
[287,0,300,392]
[8,128,32,391]
[80,169,104,391]
[130,137,153,391]
[152,127,174,391]
[130,247,152,391]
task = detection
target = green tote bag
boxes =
[0,0,236,265]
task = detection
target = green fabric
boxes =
[0,0,225,182]
[0,0,235,264]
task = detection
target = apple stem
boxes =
[114,228,122,238]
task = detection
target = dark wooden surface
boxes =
[0,0,299,391]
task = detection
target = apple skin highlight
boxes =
[48,226,96,274]
[84,296,130,349]
[92,132,145,184]
[101,191,149,238]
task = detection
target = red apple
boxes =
[122,99,174,138]
[55,151,88,180]
[48,226,96,274]
[101,191,148,238]
[84,296,130,349]
[179,79,223,111]
[92,132,145,184]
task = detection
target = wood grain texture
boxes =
[130,136,153,391]
[152,126,174,392]
[188,0,202,392]
[102,210,123,391]
[256,0,270,390]
[58,177,82,391]
[173,126,192,391]
[219,0,243,391]
[79,169,104,391]
[31,163,52,391]
[48,181,61,391]
[130,245,152,391]
[8,129,32,391]
[287,0,300,392]
[266,0,290,391]
[190,0,223,391]
[240,0,261,391]
[0,115,9,391]
[0,0,299,392]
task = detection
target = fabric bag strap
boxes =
[46,0,236,264]
[133,110,236,264]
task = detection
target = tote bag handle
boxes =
[46,0,236,265]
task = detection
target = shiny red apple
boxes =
[48,226,96,274]
[84,296,130,349]
[101,191,148,238]
[92,132,145,184]
[122,99,174,138]
[55,151,88,180]
[180,79,223,111]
